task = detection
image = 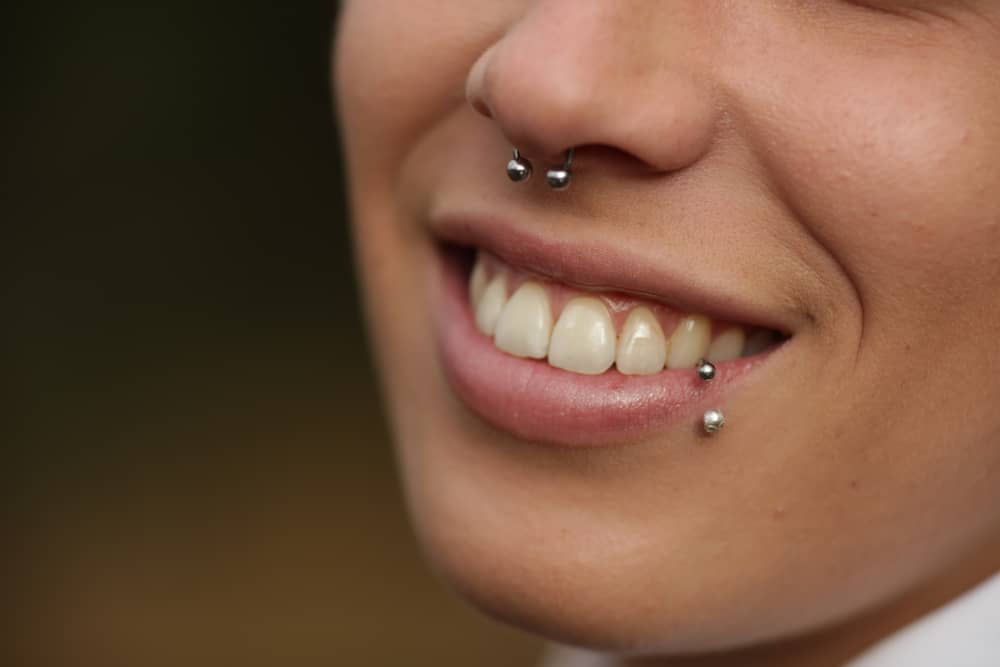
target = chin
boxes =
[383,368,876,658]
[398,427,832,658]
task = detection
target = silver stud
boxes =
[507,148,533,182]
[546,148,575,190]
[703,409,726,434]
[697,359,716,381]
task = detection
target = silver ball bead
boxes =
[696,359,716,381]
[546,168,571,190]
[703,409,726,434]
[507,158,532,182]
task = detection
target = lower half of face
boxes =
[335,1,1000,655]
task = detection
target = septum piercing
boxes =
[546,148,574,190]
[507,148,575,190]
[506,148,533,183]
[697,359,725,435]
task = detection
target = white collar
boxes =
[541,569,1000,667]
[844,569,1000,666]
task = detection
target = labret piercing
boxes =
[507,147,575,190]
[703,409,726,434]
[697,359,726,435]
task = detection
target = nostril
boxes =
[469,96,493,118]
[465,46,496,119]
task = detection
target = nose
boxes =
[465,1,720,175]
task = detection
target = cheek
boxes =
[334,0,425,174]
[334,2,514,178]
[747,49,1000,337]
[735,35,1000,518]
[334,1,521,453]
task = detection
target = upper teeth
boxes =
[494,282,553,360]
[470,252,776,376]
[548,297,617,375]
[666,314,712,370]
[616,307,668,375]
[474,273,508,337]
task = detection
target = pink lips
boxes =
[433,247,771,448]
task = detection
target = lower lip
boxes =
[433,247,773,448]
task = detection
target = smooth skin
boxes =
[334,2,1000,665]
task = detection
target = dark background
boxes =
[6,2,540,664]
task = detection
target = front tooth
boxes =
[549,297,616,375]
[468,255,488,308]
[616,307,667,375]
[493,282,553,359]
[475,274,507,336]
[667,315,712,369]
[742,329,775,357]
[707,327,746,363]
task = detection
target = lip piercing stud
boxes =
[545,148,575,190]
[703,409,726,434]
[697,361,724,434]
[507,148,533,182]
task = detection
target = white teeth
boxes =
[466,260,777,374]
[493,282,553,359]
[615,307,667,375]
[666,315,712,369]
[475,274,507,336]
[743,329,775,357]
[707,327,746,363]
[468,255,488,308]
[548,297,616,375]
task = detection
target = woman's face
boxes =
[334,1,1000,658]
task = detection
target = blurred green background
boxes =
[6,2,541,664]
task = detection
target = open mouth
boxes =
[429,221,791,447]
[467,248,786,375]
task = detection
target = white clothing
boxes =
[540,570,1000,666]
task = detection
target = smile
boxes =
[431,217,792,447]
[469,250,783,376]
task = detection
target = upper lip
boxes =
[428,209,799,335]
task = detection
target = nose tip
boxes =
[465,38,597,164]
[464,4,719,177]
